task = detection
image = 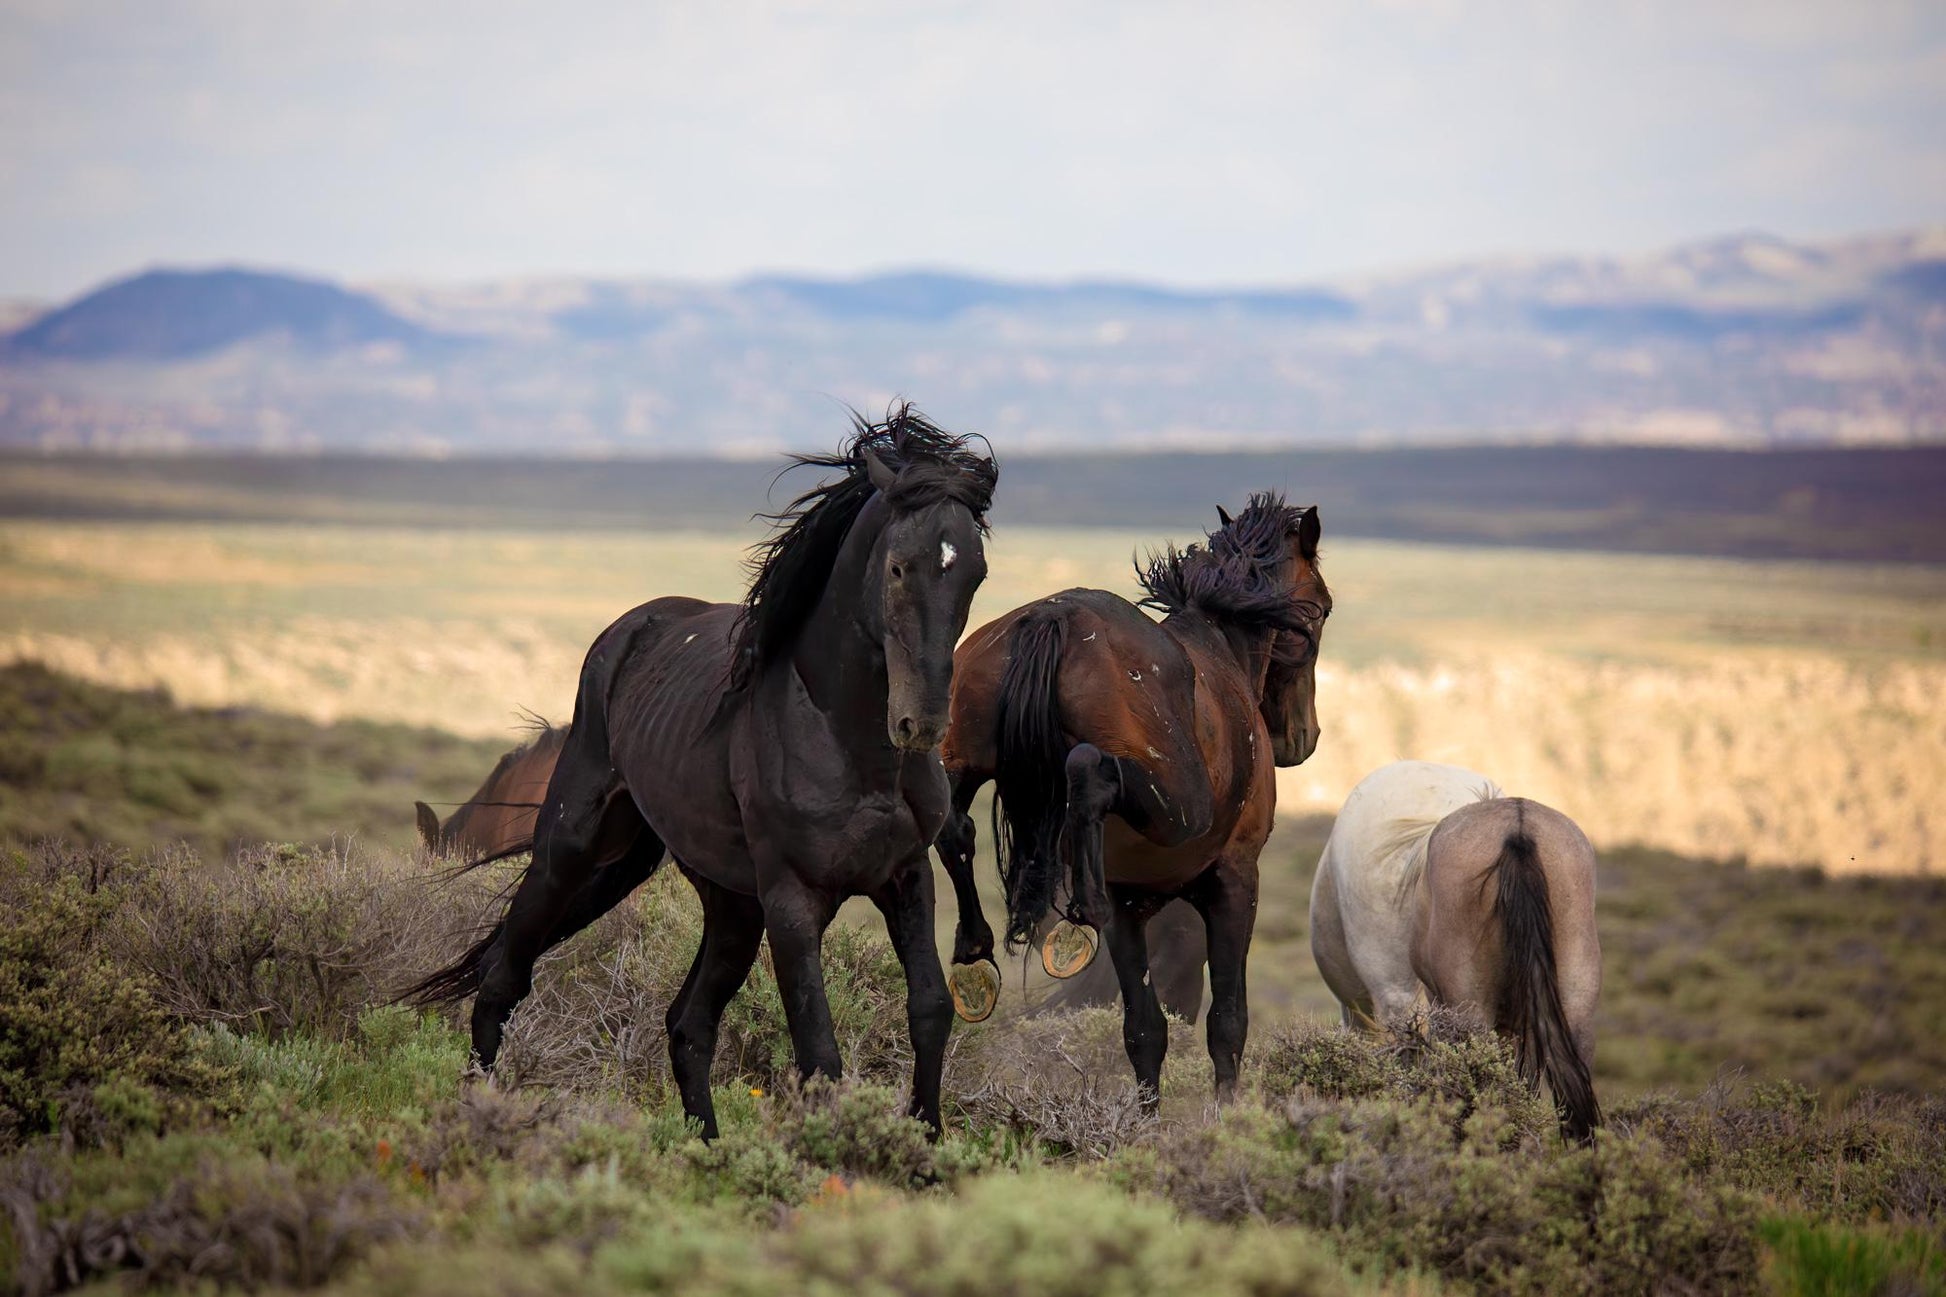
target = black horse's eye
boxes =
[889,562,905,581]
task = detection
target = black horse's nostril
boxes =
[896,716,918,742]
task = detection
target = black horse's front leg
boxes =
[872,854,954,1136]
[665,871,766,1140]
[758,873,844,1082]
[936,771,1001,1022]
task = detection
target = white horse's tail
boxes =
[1489,823,1601,1143]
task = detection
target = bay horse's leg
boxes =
[936,770,1001,1022]
[470,775,641,1070]
[759,874,845,1083]
[1102,883,1171,1111]
[1045,743,1119,977]
[1045,743,1211,980]
[1183,862,1258,1100]
[871,853,954,1136]
[665,870,766,1140]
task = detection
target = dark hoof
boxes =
[1040,920,1099,979]
[948,958,1002,1023]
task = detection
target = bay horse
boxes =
[410,408,997,1139]
[1024,625,1332,1023]
[1309,760,1602,1141]
[414,724,564,858]
[935,495,1328,1106]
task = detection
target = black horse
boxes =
[410,408,997,1138]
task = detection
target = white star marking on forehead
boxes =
[940,541,957,571]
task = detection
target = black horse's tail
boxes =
[992,612,1070,950]
[405,647,613,1005]
[1489,825,1601,1143]
[400,833,536,1005]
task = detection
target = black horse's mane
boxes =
[729,404,997,691]
[1137,491,1323,632]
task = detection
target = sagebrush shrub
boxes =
[112,841,476,1039]
[0,849,227,1149]
[1123,1092,1761,1295]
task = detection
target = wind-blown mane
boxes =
[729,403,997,691]
[1137,491,1322,632]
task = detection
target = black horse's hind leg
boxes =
[1183,863,1257,1099]
[469,827,666,1001]
[666,870,766,1140]
[936,771,1001,1022]
[1103,883,1171,1111]
[872,854,954,1136]
[470,742,642,1070]
[759,873,844,1082]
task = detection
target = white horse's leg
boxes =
[1309,840,1374,1023]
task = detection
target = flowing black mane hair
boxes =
[729,403,997,691]
[1137,491,1323,632]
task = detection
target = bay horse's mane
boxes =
[1136,491,1324,632]
[729,403,997,691]
[438,718,560,842]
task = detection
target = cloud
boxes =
[1,0,1942,296]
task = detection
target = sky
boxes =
[1,0,1942,299]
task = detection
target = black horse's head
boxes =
[732,405,997,751]
[862,446,993,749]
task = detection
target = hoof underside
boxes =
[1040,920,1100,979]
[948,958,1002,1023]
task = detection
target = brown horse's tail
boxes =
[992,612,1070,950]
[1489,826,1601,1143]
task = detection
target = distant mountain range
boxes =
[2,229,1941,453]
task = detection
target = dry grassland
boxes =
[4,520,1943,873]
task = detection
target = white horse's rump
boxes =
[1309,759,1602,1140]
[1309,760,1500,1027]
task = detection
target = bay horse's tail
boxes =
[1489,826,1601,1142]
[991,611,1070,950]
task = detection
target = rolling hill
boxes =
[2,229,1941,452]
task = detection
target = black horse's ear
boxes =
[1217,505,1235,528]
[863,447,900,494]
[1296,506,1321,558]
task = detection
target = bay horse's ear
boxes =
[1296,506,1322,558]
[414,801,442,849]
[1217,505,1235,528]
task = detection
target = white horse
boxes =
[1309,760,1602,1140]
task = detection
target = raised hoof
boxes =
[948,958,1002,1023]
[1040,920,1100,979]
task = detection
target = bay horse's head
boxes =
[862,430,996,751]
[1212,496,1330,766]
